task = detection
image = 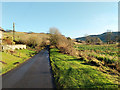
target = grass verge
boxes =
[0,49,37,75]
[50,48,119,88]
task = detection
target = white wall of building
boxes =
[2,45,26,50]
[0,31,2,44]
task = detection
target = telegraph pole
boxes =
[13,22,15,41]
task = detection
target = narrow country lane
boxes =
[2,48,55,88]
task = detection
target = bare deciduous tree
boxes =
[49,27,77,56]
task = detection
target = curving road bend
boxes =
[2,49,55,88]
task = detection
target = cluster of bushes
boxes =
[15,34,49,51]
[85,36,102,45]
[3,28,77,55]
[49,28,77,56]
[13,27,78,56]
[2,36,15,45]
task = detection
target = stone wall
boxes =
[2,45,26,50]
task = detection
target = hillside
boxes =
[3,31,49,40]
[2,31,49,44]
[76,32,119,42]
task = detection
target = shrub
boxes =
[26,37,37,48]
[116,62,120,72]
[49,27,77,56]
[67,37,71,40]
[2,37,15,45]
[16,33,49,49]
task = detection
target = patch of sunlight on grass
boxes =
[1,49,36,75]
[50,48,119,88]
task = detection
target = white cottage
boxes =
[0,27,5,44]
[0,31,2,44]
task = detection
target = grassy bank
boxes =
[74,44,118,56]
[74,44,120,72]
[0,49,37,75]
[50,48,119,88]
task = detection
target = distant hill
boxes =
[76,32,119,42]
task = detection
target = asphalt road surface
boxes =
[2,48,55,88]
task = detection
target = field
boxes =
[50,47,119,88]
[74,44,118,57]
[74,44,119,69]
[0,49,36,75]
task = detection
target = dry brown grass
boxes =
[2,36,15,45]
[116,62,120,72]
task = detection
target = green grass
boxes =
[74,44,118,56]
[0,49,36,75]
[50,48,119,88]
[75,44,119,64]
